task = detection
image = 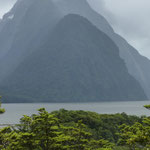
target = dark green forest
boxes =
[0,107,150,150]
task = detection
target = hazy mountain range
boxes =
[0,0,149,102]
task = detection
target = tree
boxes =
[0,108,115,150]
[118,105,150,150]
[0,96,5,114]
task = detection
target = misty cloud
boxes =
[88,0,150,58]
[0,0,17,18]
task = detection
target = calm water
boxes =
[1,101,150,124]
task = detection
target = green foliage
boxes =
[0,108,115,150]
[52,109,142,142]
[0,96,5,114]
[0,108,5,114]
[144,105,150,110]
[117,105,150,150]
[0,108,148,149]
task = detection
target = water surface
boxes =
[1,101,150,124]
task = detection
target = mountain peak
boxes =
[56,14,93,27]
[1,13,146,102]
[0,0,148,102]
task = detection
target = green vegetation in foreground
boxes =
[144,104,150,109]
[0,107,149,150]
[0,96,5,114]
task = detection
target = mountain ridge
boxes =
[53,0,150,98]
[0,0,149,102]
[1,14,147,102]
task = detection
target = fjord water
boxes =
[0,101,150,124]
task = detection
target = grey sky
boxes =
[0,0,150,58]
[0,0,16,18]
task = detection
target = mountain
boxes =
[0,14,147,102]
[0,0,62,81]
[54,0,114,35]
[52,0,150,98]
[0,0,149,102]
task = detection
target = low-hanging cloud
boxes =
[0,0,17,18]
[88,0,150,58]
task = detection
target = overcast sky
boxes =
[0,0,16,17]
[88,0,150,58]
[0,0,150,58]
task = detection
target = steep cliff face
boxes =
[0,0,148,102]
[52,0,150,98]
[54,0,114,35]
[0,0,62,82]
[1,15,146,102]
[0,0,34,59]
